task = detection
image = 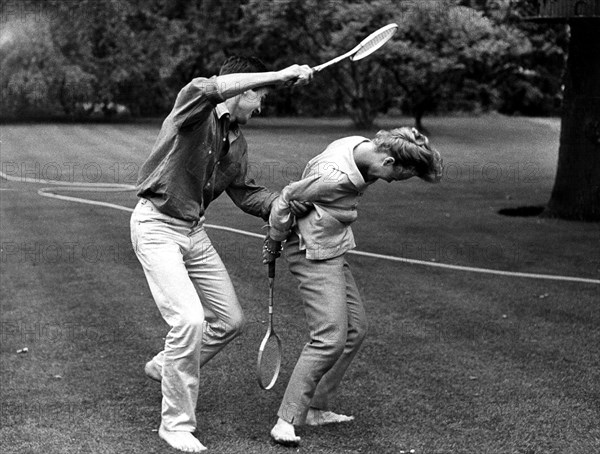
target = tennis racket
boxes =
[257,261,282,390]
[313,23,398,72]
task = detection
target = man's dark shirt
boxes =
[137,76,277,221]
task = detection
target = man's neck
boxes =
[222,98,239,123]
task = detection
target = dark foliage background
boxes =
[0,0,567,126]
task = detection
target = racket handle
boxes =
[284,76,308,87]
[268,261,276,278]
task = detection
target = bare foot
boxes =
[306,409,354,426]
[158,424,207,452]
[270,418,300,446]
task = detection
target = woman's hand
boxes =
[262,235,282,264]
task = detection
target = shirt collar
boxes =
[216,102,241,144]
[215,102,229,119]
[340,139,370,190]
[309,137,370,191]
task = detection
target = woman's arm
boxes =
[268,171,346,241]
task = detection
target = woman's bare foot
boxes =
[306,409,354,426]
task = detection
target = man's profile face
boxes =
[235,88,269,124]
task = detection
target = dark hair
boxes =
[219,56,268,75]
[373,127,443,183]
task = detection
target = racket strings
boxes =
[258,335,281,388]
[354,28,396,59]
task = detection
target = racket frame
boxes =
[313,23,398,73]
[257,262,283,390]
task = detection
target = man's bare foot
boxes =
[306,409,354,426]
[270,418,300,446]
[158,424,207,452]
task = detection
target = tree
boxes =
[545,21,600,221]
[239,0,399,127]
[158,0,247,97]
[326,1,401,128]
[0,12,94,119]
[239,0,345,118]
[461,0,568,116]
[239,0,537,130]
[50,0,174,117]
[0,0,573,126]
[383,2,531,130]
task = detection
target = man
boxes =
[130,56,313,452]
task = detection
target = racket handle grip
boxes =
[283,78,298,88]
[268,261,276,278]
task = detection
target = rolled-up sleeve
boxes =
[268,172,346,241]
[173,76,225,129]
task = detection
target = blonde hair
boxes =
[373,127,442,182]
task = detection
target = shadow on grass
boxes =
[498,205,546,217]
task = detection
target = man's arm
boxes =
[175,65,312,129]
[225,148,278,220]
[215,64,313,99]
[226,180,278,222]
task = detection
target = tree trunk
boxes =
[348,100,375,129]
[414,113,424,132]
[414,108,428,134]
[545,21,600,221]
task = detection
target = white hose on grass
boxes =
[1,170,598,285]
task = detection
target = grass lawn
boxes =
[1,115,599,454]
